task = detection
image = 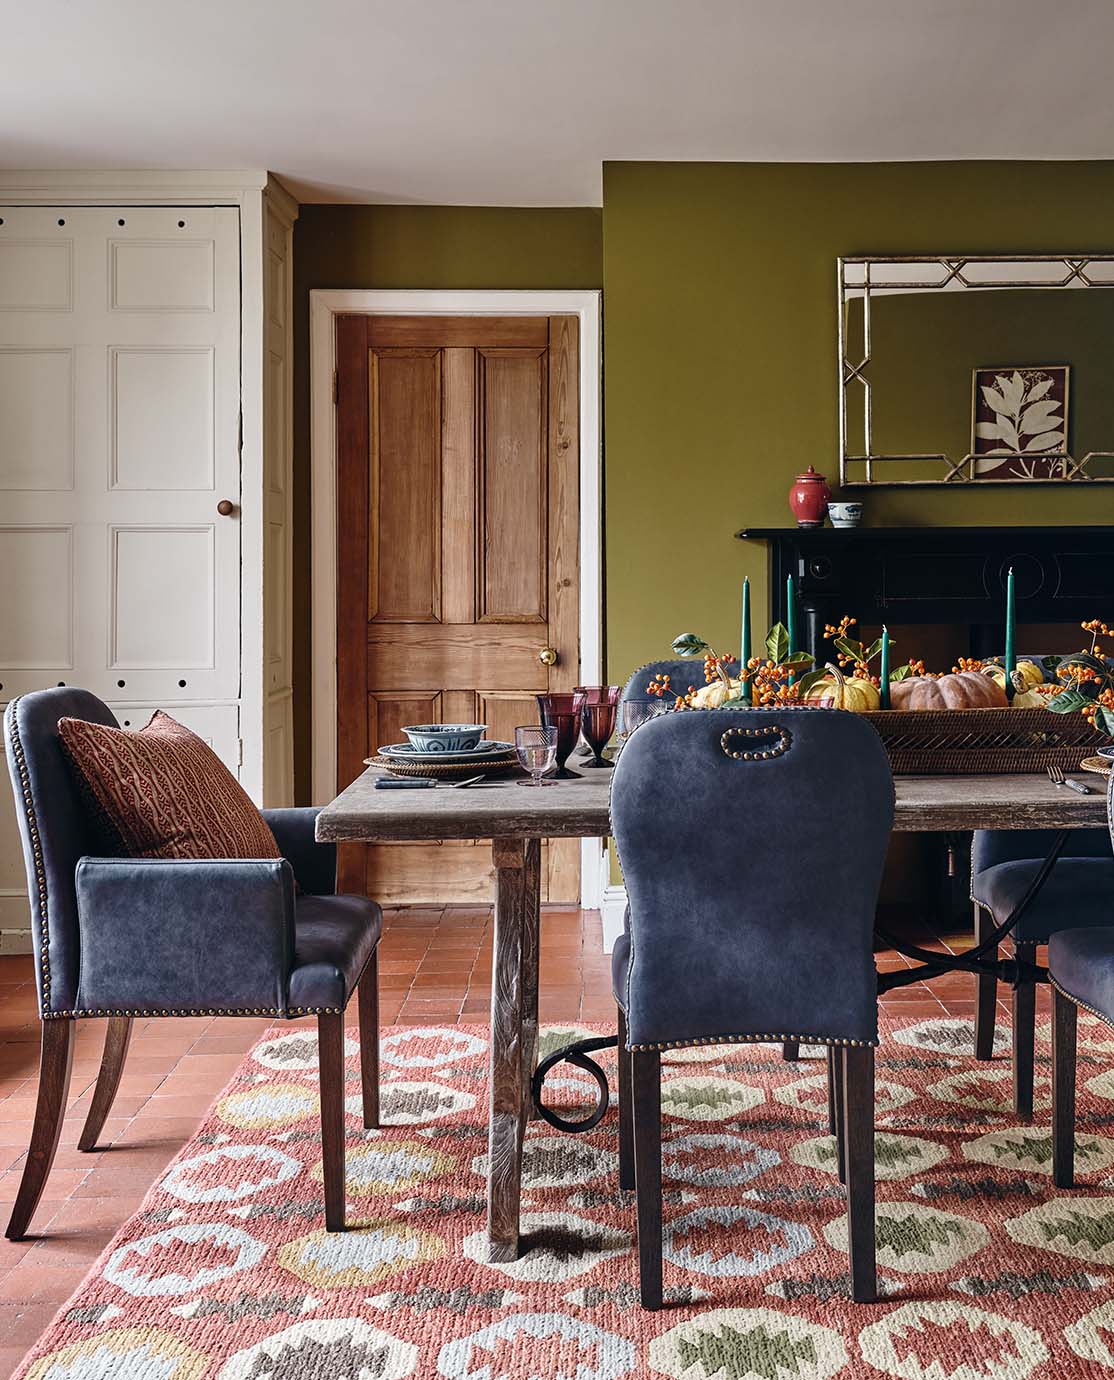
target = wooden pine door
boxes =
[335,313,580,904]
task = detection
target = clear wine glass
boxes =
[620,698,660,743]
[515,725,558,786]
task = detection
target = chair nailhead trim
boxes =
[720,724,792,761]
[8,700,52,1016]
[1048,974,1107,1026]
[45,1005,343,1019]
[628,1031,877,1051]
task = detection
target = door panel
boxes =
[337,313,580,903]
[478,350,547,623]
[369,350,441,623]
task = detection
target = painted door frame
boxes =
[310,288,603,908]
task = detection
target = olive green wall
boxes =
[602,162,1114,689]
[291,205,603,799]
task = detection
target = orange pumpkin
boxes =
[890,671,1008,711]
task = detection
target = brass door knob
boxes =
[216,499,236,516]
[538,646,558,666]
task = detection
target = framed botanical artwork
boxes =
[971,365,1069,480]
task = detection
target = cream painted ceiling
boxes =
[5,0,1114,205]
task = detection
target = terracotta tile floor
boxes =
[0,904,1046,1376]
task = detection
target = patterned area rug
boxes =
[14,1013,1114,1379]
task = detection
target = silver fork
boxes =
[1048,764,1092,795]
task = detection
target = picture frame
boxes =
[971,365,1070,480]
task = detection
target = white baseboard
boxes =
[600,878,627,955]
[0,892,31,954]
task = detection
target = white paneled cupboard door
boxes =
[0,205,244,951]
[0,206,242,710]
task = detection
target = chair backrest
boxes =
[620,659,709,711]
[4,689,119,1016]
[611,706,894,1050]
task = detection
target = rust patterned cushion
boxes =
[58,710,282,861]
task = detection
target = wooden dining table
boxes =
[316,765,1109,1262]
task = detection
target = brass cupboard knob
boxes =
[539,646,558,666]
[216,499,236,516]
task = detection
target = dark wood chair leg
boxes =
[829,1045,846,1183]
[827,1045,837,1134]
[974,903,998,1061]
[617,1006,634,1191]
[1052,987,1078,1189]
[358,952,380,1130]
[1012,944,1037,1123]
[78,1016,132,1152]
[632,1049,662,1310]
[317,1012,346,1232]
[7,1019,74,1240]
[782,1040,800,1062]
[842,1044,876,1304]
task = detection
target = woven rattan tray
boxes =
[365,754,519,780]
[1081,755,1113,777]
[861,707,1108,776]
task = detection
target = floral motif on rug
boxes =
[14,1013,1114,1379]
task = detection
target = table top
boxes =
[315,765,1111,842]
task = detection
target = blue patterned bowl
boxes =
[402,723,487,753]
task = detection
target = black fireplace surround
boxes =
[737,526,1114,664]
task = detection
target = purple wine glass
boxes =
[536,691,586,779]
[577,685,621,767]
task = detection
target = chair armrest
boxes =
[263,808,337,895]
[74,857,296,1016]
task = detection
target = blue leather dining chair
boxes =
[620,661,806,1063]
[610,707,894,1306]
[971,825,1114,1120]
[3,688,382,1239]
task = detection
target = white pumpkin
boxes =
[689,677,742,709]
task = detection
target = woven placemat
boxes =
[365,753,519,779]
[1080,755,1112,777]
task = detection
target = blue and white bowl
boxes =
[828,501,863,529]
[402,723,487,753]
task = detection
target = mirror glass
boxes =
[839,257,1114,485]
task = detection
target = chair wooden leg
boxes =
[782,1040,799,1062]
[974,903,998,1062]
[1013,945,1036,1123]
[317,1012,346,1232]
[7,1019,74,1240]
[829,1045,847,1182]
[78,1016,132,1153]
[358,953,380,1130]
[617,1006,634,1191]
[632,1049,662,1310]
[1052,987,1078,1189]
[842,1045,876,1304]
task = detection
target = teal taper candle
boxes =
[1004,567,1016,692]
[786,573,797,686]
[741,578,752,703]
[880,625,891,709]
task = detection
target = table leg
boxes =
[522,838,542,1125]
[488,837,528,1262]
